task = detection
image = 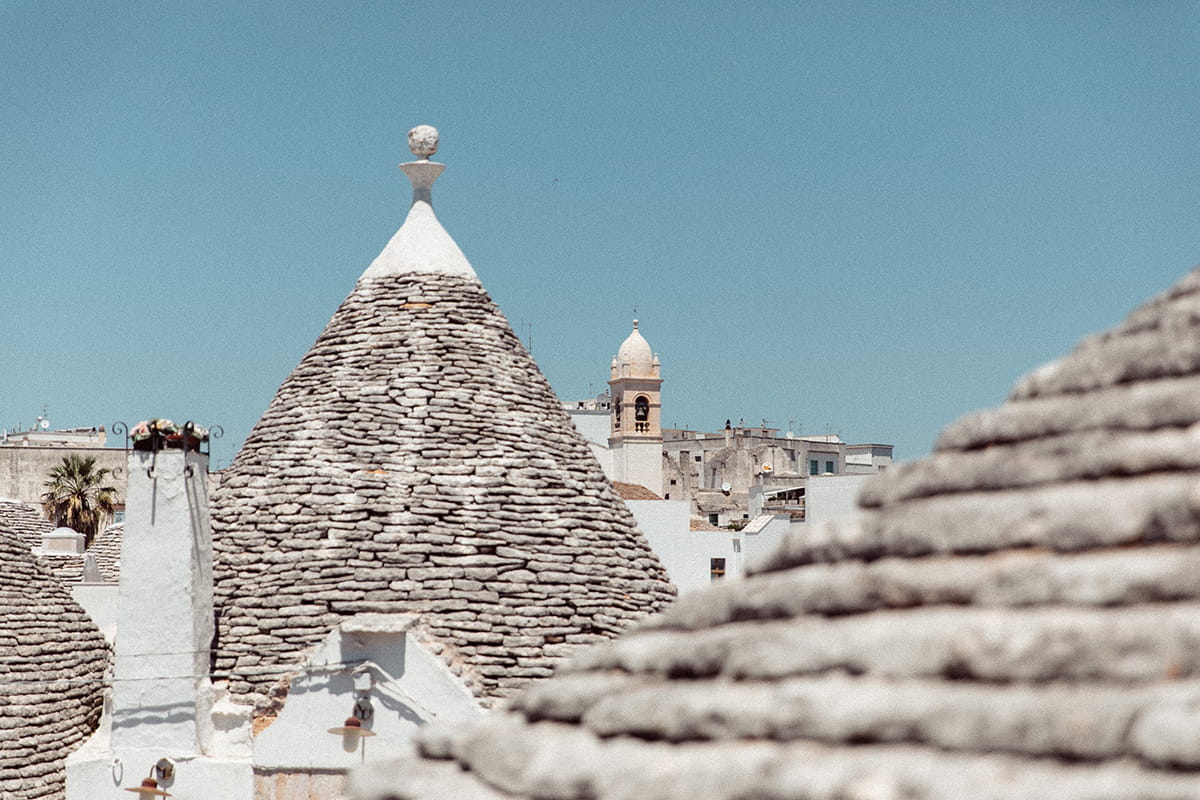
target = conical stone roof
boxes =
[353,267,1200,800]
[0,500,52,550]
[211,127,675,715]
[0,528,108,800]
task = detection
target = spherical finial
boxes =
[408,125,439,159]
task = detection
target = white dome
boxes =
[614,321,657,377]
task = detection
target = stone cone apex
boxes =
[0,527,108,799]
[349,266,1200,800]
[211,127,675,716]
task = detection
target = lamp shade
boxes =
[124,777,171,797]
[327,715,376,737]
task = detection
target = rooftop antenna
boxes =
[521,320,532,353]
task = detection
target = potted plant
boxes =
[130,419,208,452]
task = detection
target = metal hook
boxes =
[147,420,160,479]
[112,420,130,452]
[204,424,224,457]
[183,421,198,475]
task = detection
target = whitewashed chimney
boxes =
[68,443,252,800]
[110,448,214,751]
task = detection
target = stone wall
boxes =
[0,446,127,506]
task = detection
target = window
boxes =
[669,479,677,486]
[810,459,819,475]
[708,513,719,525]
[825,460,835,473]
[664,493,670,499]
[710,557,726,581]
[694,455,702,462]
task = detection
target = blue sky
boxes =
[2,2,1198,467]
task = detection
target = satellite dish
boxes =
[38,417,49,430]
[720,482,732,493]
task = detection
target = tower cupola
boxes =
[612,320,661,380]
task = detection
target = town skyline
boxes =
[3,3,1198,468]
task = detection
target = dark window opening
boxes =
[710,557,726,581]
[634,395,650,432]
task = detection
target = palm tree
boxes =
[41,454,117,548]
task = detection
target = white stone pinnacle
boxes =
[361,125,477,281]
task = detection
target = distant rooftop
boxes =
[662,426,856,446]
[1,425,107,447]
[611,481,663,501]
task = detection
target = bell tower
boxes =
[608,320,663,494]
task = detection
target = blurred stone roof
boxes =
[211,132,675,716]
[0,528,109,799]
[352,268,1200,800]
